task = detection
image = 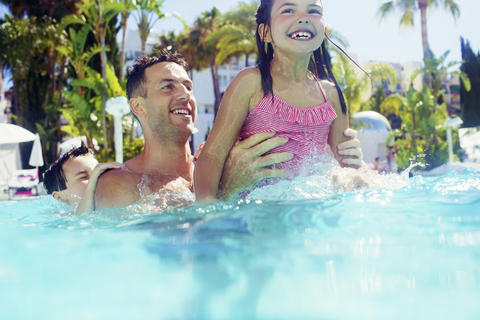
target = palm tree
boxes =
[60,0,124,153]
[332,53,371,116]
[131,0,166,55]
[418,49,470,147]
[62,64,123,149]
[118,0,135,82]
[186,8,223,116]
[206,2,257,67]
[377,0,460,61]
[56,24,103,92]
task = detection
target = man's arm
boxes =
[94,168,141,210]
[217,132,293,201]
[216,129,364,201]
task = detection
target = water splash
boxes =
[247,155,415,201]
[130,173,195,214]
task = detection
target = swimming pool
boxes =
[0,168,479,319]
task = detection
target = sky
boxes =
[144,0,479,65]
[1,0,478,69]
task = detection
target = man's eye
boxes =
[163,84,173,89]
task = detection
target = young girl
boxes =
[195,0,362,204]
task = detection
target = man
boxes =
[95,50,363,210]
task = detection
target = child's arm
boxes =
[75,162,124,215]
[322,81,352,167]
[194,68,260,204]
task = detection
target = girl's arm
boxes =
[194,68,261,204]
[322,81,352,166]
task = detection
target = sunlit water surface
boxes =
[1,167,479,319]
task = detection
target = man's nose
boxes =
[177,85,191,101]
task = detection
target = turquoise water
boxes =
[0,168,479,319]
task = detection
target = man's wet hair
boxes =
[126,49,189,100]
[43,143,94,194]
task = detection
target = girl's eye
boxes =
[308,9,322,15]
[281,8,294,14]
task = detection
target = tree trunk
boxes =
[119,12,129,82]
[418,0,436,146]
[13,80,20,123]
[48,47,56,97]
[141,37,147,55]
[411,108,418,161]
[418,0,430,61]
[98,0,109,153]
[245,54,249,68]
[211,63,221,118]
[0,65,4,98]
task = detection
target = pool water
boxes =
[0,168,479,319]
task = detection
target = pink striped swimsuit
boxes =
[238,79,337,178]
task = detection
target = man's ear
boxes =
[52,191,68,204]
[258,23,272,43]
[130,97,146,118]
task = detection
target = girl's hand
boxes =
[337,129,364,168]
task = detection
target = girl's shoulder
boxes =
[228,67,264,110]
[319,79,342,114]
[232,66,262,87]
[319,79,335,92]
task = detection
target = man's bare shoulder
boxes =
[95,167,142,210]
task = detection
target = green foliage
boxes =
[123,137,145,161]
[332,54,370,114]
[131,0,166,54]
[391,138,425,170]
[460,38,480,127]
[206,2,257,66]
[61,63,125,150]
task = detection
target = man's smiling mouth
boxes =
[171,109,191,115]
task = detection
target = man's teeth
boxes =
[172,109,189,115]
[290,31,312,39]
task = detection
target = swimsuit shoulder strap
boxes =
[313,75,328,103]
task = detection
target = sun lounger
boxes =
[7,169,39,199]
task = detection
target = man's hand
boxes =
[337,129,364,168]
[218,132,293,201]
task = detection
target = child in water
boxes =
[195,0,367,204]
[43,143,124,215]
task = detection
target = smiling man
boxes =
[94,50,364,210]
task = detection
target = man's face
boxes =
[143,62,197,142]
[52,155,98,205]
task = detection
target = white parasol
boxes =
[28,133,44,167]
[0,123,36,144]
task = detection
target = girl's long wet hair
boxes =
[255,0,348,114]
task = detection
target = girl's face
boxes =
[265,0,325,54]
